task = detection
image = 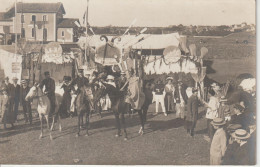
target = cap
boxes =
[107,75,115,81]
[44,71,50,75]
[121,71,126,75]
[220,96,228,102]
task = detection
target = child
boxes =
[0,87,14,129]
[210,117,227,165]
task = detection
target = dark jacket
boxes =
[154,84,165,95]
[70,76,89,89]
[20,86,31,105]
[174,84,188,104]
[186,94,199,123]
[10,84,20,101]
[40,77,55,94]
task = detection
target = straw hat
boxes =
[220,96,228,102]
[211,118,226,126]
[166,77,173,81]
[107,75,115,81]
[231,129,250,140]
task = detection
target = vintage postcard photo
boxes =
[0,0,256,165]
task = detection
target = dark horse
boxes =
[96,82,128,140]
[75,86,91,137]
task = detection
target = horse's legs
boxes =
[85,111,89,136]
[114,112,121,137]
[80,115,84,129]
[120,112,127,140]
[50,114,55,131]
[137,109,144,135]
[39,115,43,139]
[58,114,62,132]
[76,113,81,137]
[45,115,53,140]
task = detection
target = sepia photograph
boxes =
[0,0,256,165]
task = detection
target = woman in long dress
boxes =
[0,87,15,129]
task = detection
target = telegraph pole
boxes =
[84,0,89,65]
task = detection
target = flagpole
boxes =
[84,0,89,66]
[15,0,18,79]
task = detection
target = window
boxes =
[61,31,64,37]
[21,15,24,23]
[32,28,36,37]
[21,28,25,38]
[43,28,47,41]
[32,15,36,22]
[43,15,47,21]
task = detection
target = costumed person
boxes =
[117,71,131,116]
[153,79,167,116]
[0,87,14,129]
[185,87,199,137]
[223,129,255,165]
[164,77,175,113]
[59,76,72,118]
[218,96,231,121]
[210,118,227,165]
[174,78,188,119]
[20,79,32,125]
[202,90,220,142]
[92,82,102,118]
[39,71,56,116]
[10,77,20,122]
[69,69,89,113]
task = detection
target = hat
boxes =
[107,75,115,81]
[121,71,126,75]
[4,77,9,81]
[234,104,245,111]
[21,79,28,84]
[231,129,250,140]
[227,124,242,133]
[211,83,217,87]
[44,71,50,75]
[63,76,71,81]
[78,69,84,73]
[211,118,226,126]
[12,77,18,80]
[220,96,228,102]
[1,87,7,92]
[192,87,198,93]
[166,77,173,81]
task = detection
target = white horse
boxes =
[25,84,62,140]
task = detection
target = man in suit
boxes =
[39,71,56,116]
[174,79,188,119]
[153,79,167,116]
[10,77,20,122]
[20,79,32,124]
[185,87,199,136]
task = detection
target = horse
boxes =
[74,86,91,137]
[96,82,128,140]
[25,84,61,140]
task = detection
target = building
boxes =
[0,2,80,43]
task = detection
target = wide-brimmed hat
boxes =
[166,77,173,81]
[211,118,226,126]
[231,129,250,140]
[220,96,228,102]
[12,77,18,81]
[107,75,115,81]
[227,124,242,133]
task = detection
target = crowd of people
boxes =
[0,69,256,165]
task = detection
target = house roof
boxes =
[5,2,65,17]
[57,18,79,28]
[0,12,12,21]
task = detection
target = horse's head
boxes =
[25,83,43,101]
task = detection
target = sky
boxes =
[0,0,255,27]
